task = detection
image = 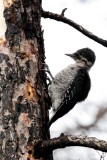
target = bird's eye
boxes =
[82,59,87,63]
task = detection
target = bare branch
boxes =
[37,134,107,154]
[42,10,107,48]
[61,8,67,16]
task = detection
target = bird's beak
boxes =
[65,53,76,59]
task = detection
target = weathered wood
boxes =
[0,0,52,159]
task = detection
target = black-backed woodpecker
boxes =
[48,48,96,128]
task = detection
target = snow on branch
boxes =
[42,10,107,48]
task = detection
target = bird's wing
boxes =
[48,68,91,128]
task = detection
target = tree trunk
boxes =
[0,0,52,159]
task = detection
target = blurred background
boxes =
[42,0,107,159]
[1,0,107,159]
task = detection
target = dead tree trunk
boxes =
[0,0,52,159]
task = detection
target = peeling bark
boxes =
[0,0,52,160]
[2,1,107,160]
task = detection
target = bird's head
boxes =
[65,48,96,69]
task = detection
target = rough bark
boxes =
[1,1,107,160]
[0,0,52,160]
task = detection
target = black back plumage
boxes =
[48,68,91,128]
